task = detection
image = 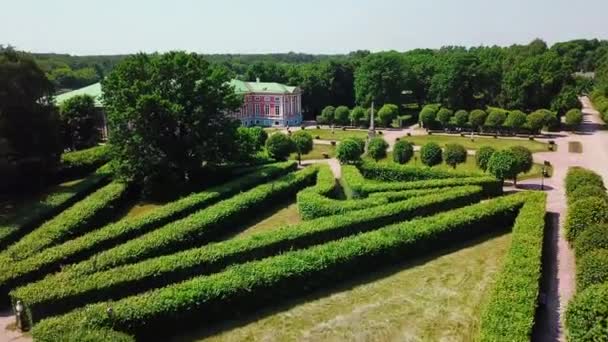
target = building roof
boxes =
[229,79,299,94]
[55,82,103,107]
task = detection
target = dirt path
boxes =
[524,97,608,341]
[0,309,30,342]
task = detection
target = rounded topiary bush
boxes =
[476,146,496,172]
[577,249,608,291]
[569,184,608,204]
[566,196,608,242]
[336,138,362,164]
[393,140,414,164]
[508,146,533,175]
[420,142,442,167]
[367,137,388,161]
[265,132,294,160]
[444,143,467,169]
[566,283,608,341]
[575,223,608,258]
[566,167,605,196]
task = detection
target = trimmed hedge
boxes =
[57,166,318,276]
[0,180,131,264]
[31,192,530,341]
[565,282,608,341]
[357,159,476,182]
[565,196,608,242]
[478,191,547,341]
[576,249,608,292]
[574,223,608,258]
[565,167,605,197]
[57,145,111,180]
[0,168,110,250]
[14,185,485,325]
[296,164,336,219]
[341,165,501,198]
[0,162,296,297]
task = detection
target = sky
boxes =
[3,0,608,56]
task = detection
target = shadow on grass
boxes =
[171,229,511,342]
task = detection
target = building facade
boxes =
[228,79,302,127]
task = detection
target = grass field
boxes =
[304,128,368,141]
[290,144,336,161]
[172,232,512,342]
[400,134,551,152]
[231,200,301,239]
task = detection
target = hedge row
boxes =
[57,166,317,276]
[357,159,476,182]
[14,185,485,325]
[564,166,608,340]
[0,180,131,264]
[478,191,547,341]
[57,145,112,181]
[0,168,110,250]
[0,162,296,297]
[31,192,530,341]
[590,91,608,123]
[296,164,336,219]
[340,165,502,198]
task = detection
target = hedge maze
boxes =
[0,155,548,341]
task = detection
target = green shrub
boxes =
[487,150,519,183]
[31,192,531,341]
[15,186,485,325]
[367,137,389,161]
[565,283,608,342]
[334,106,350,125]
[58,145,111,180]
[484,110,506,128]
[290,130,313,164]
[504,110,527,130]
[569,184,608,204]
[56,167,317,276]
[476,146,496,172]
[479,192,547,341]
[565,109,583,128]
[453,110,469,127]
[0,180,131,263]
[444,143,467,169]
[419,106,437,128]
[357,159,474,182]
[336,138,363,164]
[576,249,608,292]
[420,142,442,166]
[377,104,398,127]
[565,196,608,241]
[0,162,296,296]
[265,132,294,160]
[436,108,453,127]
[565,167,605,196]
[392,140,414,164]
[319,105,335,124]
[469,109,487,130]
[509,146,533,175]
[0,168,110,250]
[574,224,608,258]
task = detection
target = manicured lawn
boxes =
[231,200,301,239]
[568,141,583,153]
[173,232,512,342]
[304,128,368,141]
[118,202,163,220]
[375,152,550,180]
[400,134,552,152]
[290,144,336,161]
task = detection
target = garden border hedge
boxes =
[13,185,485,324]
[357,159,477,182]
[31,192,532,341]
[56,145,111,181]
[0,162,297,298]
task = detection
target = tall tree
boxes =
[354,52,411,107]
[59,94,98,150]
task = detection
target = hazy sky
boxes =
[4,0,608,55]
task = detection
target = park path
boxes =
[526,97,608,341]
[0,309,29,342]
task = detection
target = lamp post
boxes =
[15,300,24,331]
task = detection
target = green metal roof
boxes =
[229,79,299,94]
[55,82,103,107]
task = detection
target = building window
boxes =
[255,104,260,115]
[264,104,270,115]
[275,105,280,115]
[275,97,280,101]
[255,96,260,101]
[264,96,270,102]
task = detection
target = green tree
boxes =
[377,103,399,127]
[509,146,533,183]
[0,48,61,186]
[504,110,527,131]
[419,106,437,129]
[526,110,547,133]
[475,146,496,171]
[367,137,389,161]
[487,150,519,184]
[336,138,363,164]
[354,52,411,107]
[436,108,453,127]
[429,51,482,109]
[551,85,580,115]
[565,108,583,129]
[485,109,507,129]
[454,110,469,127]
[469,109,487,131]
[102,52,241,193]
[334,106,351,125]
[265,132,294,161]
[444,143,467,169]
[420,142,443,167]
[290,130,313,164]
[319,105,335,124]
[393,140,414,164]
[349,106,366,126]
[59,94,98,150]
[235,126,267,162]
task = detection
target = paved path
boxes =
[0,309,29,342]
[527,97,608,342]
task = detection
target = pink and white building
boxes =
[228,79,302,127]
